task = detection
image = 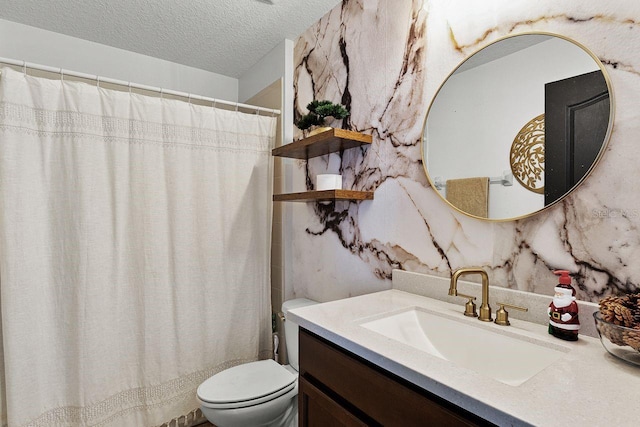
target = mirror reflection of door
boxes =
[544,70,610,204]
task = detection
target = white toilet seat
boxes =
[199,381,297,409]
[197,359,297,409]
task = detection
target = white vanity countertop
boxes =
[288,289,640,427]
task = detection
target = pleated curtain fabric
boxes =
[0,67,275,426]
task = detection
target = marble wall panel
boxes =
[286,0,640,303]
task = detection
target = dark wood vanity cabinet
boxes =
[298,328,492,427]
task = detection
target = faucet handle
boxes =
[455,293,478,318]
[494,302,528,326]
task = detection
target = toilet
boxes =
[197,298,317,427]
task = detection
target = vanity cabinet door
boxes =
[299,376,368,427]
[299,328,489,427]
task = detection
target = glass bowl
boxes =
[593,311,640,366]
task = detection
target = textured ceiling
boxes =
[0,0,341,78]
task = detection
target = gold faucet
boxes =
[449,268,492,322]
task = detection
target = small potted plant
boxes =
[296,100,349,137]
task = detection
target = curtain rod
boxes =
[0,57,281,116]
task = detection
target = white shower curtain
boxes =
[0,67,275,426]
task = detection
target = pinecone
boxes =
[623,328,640,352]
[599,294,640,328]
[599,296,634,327]
[631,295,640,324]
[600,323,625,346]
[623,293,640,325]
[599,296,619,323]
[598,293,640,351]
[615,304,634,327]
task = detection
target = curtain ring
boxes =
[22,61,27,76]
[60,69,64,81]
[188,94,192,104]
[96,76,100,88]
[128,82,132,94]
[271,109,276,117]
[212,99,217,109]
[235,104,239,112]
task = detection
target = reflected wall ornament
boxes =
[510,114,545,194]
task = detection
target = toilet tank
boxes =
[281,298,317,372]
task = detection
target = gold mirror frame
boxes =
[421,32,615,222]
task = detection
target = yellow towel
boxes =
[446,177,489,218]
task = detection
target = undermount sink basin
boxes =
[360,307,569,386]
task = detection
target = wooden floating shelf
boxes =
[273,190,374,203]
[272,128,372,159]
[272,129,374,202]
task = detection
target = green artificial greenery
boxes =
[295,100,349,131]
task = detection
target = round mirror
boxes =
[422,33,614,220]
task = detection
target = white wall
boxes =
[239,39,291,102]
[0,18,238,101]
[239,39,295,317]
[239,39,294,147]
[426,37,599,218]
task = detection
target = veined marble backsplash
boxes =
[284,0,640,303]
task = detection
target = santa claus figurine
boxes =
[548,270,580,341]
